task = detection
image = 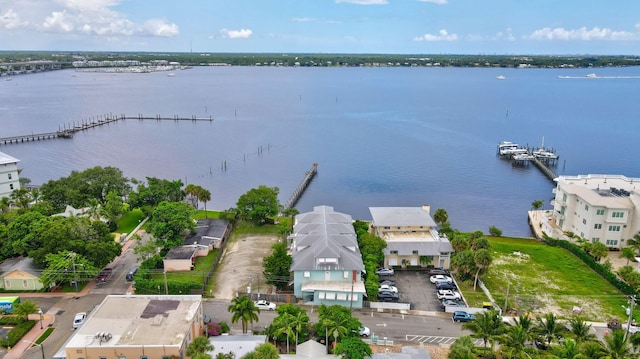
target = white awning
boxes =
[301,280,366,293]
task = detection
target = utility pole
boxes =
[163,271,168,295]
[625,295,636,341]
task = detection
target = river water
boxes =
[1,65,639,237]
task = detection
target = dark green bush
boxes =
[0,320,35,348]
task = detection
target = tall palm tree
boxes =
[462,310,506,355]
[322,317,351,349]
[601,329,635,359]
[184,184,199,209]
[510,314,535,347]
[473,248,492,290]
[227,295,259,334]
[568,316,597,343]
[199,188,211,218]
[291,311,310,349]
[273,313,295,354]
[627,233,640,257]
[535,312,568,346]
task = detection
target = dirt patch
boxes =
[213,234,280,300]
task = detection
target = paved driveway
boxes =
[386,271,443,312]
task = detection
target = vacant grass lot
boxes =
[466,237,631,322]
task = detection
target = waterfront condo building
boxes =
[369,206,453,269]
[551,174,640,248]
[0,151,20,199]
[290,205,366,308]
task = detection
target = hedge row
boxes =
[133,278,203,295]
[0,320,35,348]
[543,235,637,295]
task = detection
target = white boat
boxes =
[497,141,526,156]
[5,77,12,81]
[532,149,559,160]
[167,73,176,77]
[513,153,535,161]
[496,75,506,80]
[586,73,597,78]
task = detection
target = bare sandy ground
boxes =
[213,234,280,300]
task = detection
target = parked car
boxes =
[378,279,396,286]
[73,312,87,329]
[435,282,457,291]
[436,289,461,300]
[624,322,640,334]
[377,291,399,302]
[96,267,113,283]
[125,266,139,281]
[441,299,467,310]
[254,300,276,311]
[378,284,398,293]
[430,275,453,284]
[452,311,475,323]
[375,267,395,276]
[203,314,212,324]
[429,268,450,276]
[359,326,371,337]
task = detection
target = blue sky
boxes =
[1,0,639,55]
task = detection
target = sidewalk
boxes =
[4,310,56,359]
[2,229,143,358]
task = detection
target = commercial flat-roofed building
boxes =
[551,174,640,248]
[59,294,204,359]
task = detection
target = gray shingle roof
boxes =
[184,219,231,245]
[291,206,363,271]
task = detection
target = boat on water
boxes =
[532,148,559,160]
[497,141,527,156]
[167,73,176,77]
[5,78,12,81]
[513,153,535,162]
[496,75,506,80]
[586,73,597,78]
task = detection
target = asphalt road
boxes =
[15,242,468,359]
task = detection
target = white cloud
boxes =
[292,17,313,22]
[335,0,388,4]
[494,28,516,41]
[0,0,179,37]
[417,0,448,4]
[220,28,253,39]
[0,9,30,29]
[527,26,637,41]
[414,29,458,41]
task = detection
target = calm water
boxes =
[1,66,639,237]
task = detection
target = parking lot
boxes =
[378,270,451,312]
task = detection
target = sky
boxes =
[1,0,639,55]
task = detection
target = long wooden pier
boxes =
[0,114,213,145]
[283,163,318,210]
[531,156,558,181]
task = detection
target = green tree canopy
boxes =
[228,295,260,334]
[186,336,214,358]
[334,337,372,359]
[128,177,185,215]
[263,241,292,291]
[28,217,120,268]
[235,185,280,224]
[147,200,195,249]
[40,166,130,212]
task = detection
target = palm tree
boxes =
[186,335,214,358]
[433,208,448,227]
[621,247,636,266]
[227,295,259,334]
[627,233,640,257]
[568,316,597,343]
[291,311,310,349]
[535,312,568,346]
[322,317,351,349]
[462,309,506,355]
[601,329,635,359]
[449,336,477,359]
[184,184,199,209]
[273,313,295,353]
[199,188,211,218]
[580,341,606,359]
[473,248,492,290]
[510,314,535,347]
[499,324,530,359]
[550,338,581,359]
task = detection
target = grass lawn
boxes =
[116,208,146,234]
[470,236,631,321]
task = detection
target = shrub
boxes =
[0,320,35,348]
[488,226,502,237]
[206,322,222,336]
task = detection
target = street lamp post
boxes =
[38,309,43,329]
[22,340,45,359]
